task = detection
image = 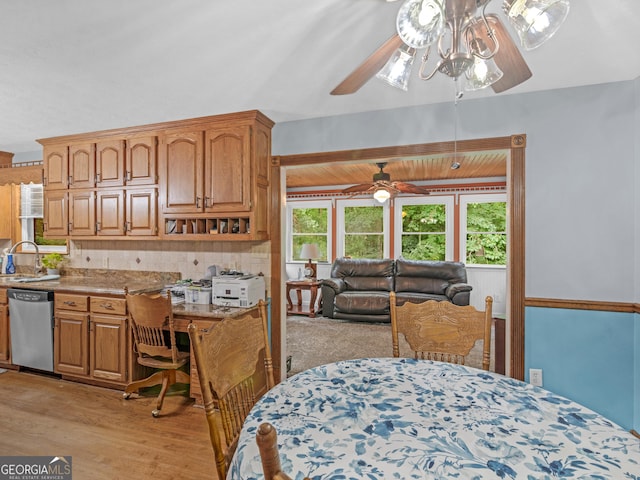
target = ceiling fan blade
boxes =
[331,34,405,95]
[392,182,430,195]
[342,183,375,194]
[472,15,532,94]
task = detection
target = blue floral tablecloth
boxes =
[228,358,640,479]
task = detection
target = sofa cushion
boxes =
[395,258,467,295]
[335,291,390,315]
[331,258,394,292]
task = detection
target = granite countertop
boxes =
[0,267,180,295]
[1,269,253,319]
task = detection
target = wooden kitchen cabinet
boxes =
[69,142,95,189]
[126,135,158,186]
[204,125,251,212]
[54,293,129,386]
[89,296,128,383]
[0,288,10,364]
[69,189,96,236]
[95,187,157,236]
[43,143,69,190]
[159,129,204,214]
[39,110,272,241]
[96,139,125,188]
[43,190,68,236]
[54,294,90,376]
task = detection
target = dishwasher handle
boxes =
[7,289,55,302]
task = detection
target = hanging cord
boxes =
[451,79,462,170]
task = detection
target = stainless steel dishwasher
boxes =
[8,288,55,372]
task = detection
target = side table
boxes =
[286,280,322,318]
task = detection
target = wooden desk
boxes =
[286,280,321,317]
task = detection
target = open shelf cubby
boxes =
[164,217,250,236]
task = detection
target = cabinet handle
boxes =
[68,175,73,186]
[196,196,201,208]
[95,172,101,183]
[96,222,101,232]
[204,196,211,208]
[124,221,130,232]
[43,222,48,232]
[126,170,132,182]
[43,176,48,186]
[100,303,114,310]
[63,301,77,306]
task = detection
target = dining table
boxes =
[228,357,640,479]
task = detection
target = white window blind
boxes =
[20,183,43,218]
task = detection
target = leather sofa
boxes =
[320,257,472,323]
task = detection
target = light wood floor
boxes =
[0,369,218,480]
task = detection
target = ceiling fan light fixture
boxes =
[396,0,445,48]
[373,187,392,203]
[464,39,504,91]
[503,0,570,50]
[376,45,416,91]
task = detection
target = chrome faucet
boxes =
[9,241,41,276]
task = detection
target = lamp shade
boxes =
[299,243,321,260]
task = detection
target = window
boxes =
[287,200,331,262]
[395,196,454,261]
[20,183,67,253]
[336,199,390,259]
[459,193,507,266]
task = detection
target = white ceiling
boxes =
[1,0,639,155]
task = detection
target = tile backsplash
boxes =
[67,239,272,293]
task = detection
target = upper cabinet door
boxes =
[159,130,204,213]
[43,144,69,190]
[43,190,68,237]
[204,125,251,213]
[126,135,158,186]
[69,143,95,189]
[96,139,125,188]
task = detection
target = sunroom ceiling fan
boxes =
[331,0,570,96]
[342,162,430,203]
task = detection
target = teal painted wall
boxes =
[525,307,635,429]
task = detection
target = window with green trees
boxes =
[400,204,447,260]
[289,202,329,262]
[342,205,386,259]
[461,194,507,265]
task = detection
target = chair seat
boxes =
[137,351,189,370]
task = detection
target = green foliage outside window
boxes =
[465,202,507,265]
[401,204,446,260]
[292,208,328,261]
[344,206,384,259]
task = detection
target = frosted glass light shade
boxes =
[376,46,416,91]
[373,188,391,203]
[396,0,445,49]
[504,0,570,50]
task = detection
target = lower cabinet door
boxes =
[90,314,127,383]
[54,311,90,376]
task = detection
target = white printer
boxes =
[212,274,265,308]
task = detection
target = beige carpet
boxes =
[286,315,494,376]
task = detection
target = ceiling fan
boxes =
[331,0,569,96]
[342,162,430,203]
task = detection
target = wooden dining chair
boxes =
[187,300,275,480]
[390,292,493,371]
[256,422,310,480]
[123,288,190,417]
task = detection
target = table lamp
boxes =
[299,243,321,280]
